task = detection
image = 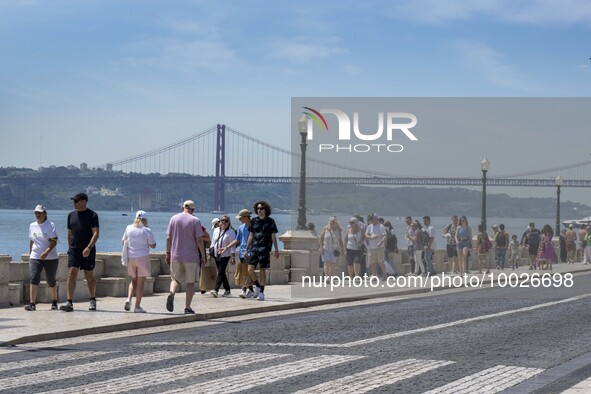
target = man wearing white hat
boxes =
[165,200,205,314]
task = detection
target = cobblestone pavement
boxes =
[0,272,590,393]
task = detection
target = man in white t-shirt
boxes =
[365,214,388,280]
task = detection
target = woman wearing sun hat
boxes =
[26,205,59,311]
[122,210,156,313]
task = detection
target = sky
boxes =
[1,0,591,204]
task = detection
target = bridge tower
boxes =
[214,124,226,211]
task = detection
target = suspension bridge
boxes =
[88,124,591,211]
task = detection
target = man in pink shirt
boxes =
[165,200,206,314]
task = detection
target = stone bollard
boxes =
[0,255,11,307]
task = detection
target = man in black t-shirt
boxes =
[60,192,100,312]
[525,222,541,270]
[245,201,279,301]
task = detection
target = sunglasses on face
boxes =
[220,219,229,223]
[256,207,264,211]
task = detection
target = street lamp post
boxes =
[481,158,490,231]
[296,116,308,230]
[556,175,563,236]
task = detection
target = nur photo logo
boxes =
[300,107,419,153]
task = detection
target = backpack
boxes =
[386,232,398,252]
[202,228,211,250]
[495,231,507,248]
[485,237,493,251]
[419,229,431,249]
[528,230,540,245]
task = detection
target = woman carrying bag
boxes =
[210,215,236,298]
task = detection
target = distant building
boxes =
[106,163,113,172]
[80,163,88,173]
[99,186,123,196]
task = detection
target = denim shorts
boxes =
[29,258,58,286]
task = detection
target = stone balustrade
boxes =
[1,252,290,308]
[0,234,557,308]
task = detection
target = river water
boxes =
[0,209,558,261]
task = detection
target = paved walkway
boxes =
[2,262,590,347]
[1,263,591,392]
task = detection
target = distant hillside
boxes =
[305,185,589,219]
[0,167,588,218]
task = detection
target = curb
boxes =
[4,268,591,346]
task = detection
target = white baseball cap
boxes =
[136,210,147,219]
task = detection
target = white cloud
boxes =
[385,0,498,25]
[343,64,362,76]
[383,0,591,25]
[455,40,535,92]
[269,38,349,63]
[124,38,239,72]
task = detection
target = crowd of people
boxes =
[24,197,591,312]
[313,214,591,281]
[24,193,279,313]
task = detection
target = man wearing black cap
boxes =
[60,192,100,312]
[525,222,541,270]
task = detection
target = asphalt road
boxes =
[1,272,590,393]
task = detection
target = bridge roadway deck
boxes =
[1,262,590,347]
[3,175,591,187]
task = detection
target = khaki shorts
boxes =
[170,262,199,284]
[367,247,386,265]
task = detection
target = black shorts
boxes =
[528,243,539,257]
[446,244,458,258]
[248,252,270,269]
[346,249,363,266]
[68,247,96,271]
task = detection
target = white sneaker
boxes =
[134,306,146,313]
[253,287,261,297]
[124,300,131,311]
[210,290,218,298]
[245,290,255,299]
[257,292,265,301]
[239,290,247,299]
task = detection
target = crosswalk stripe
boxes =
[0,351,110,372]
[294,358,454,393]
[423,364,545,393]
[40,352,288,394]
[161,355,364,394]
[0,351,184,390]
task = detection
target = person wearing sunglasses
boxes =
[210,215,236,298]
[60,192,99,312]
[221,209,255,298]
[245,201,279,301]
